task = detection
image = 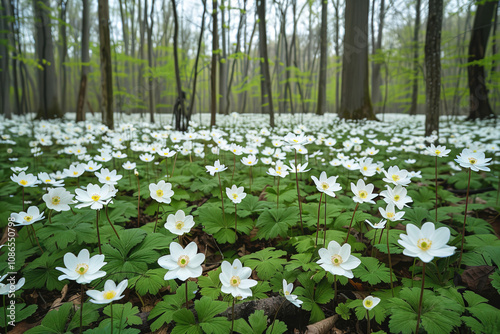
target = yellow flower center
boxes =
[20,180,28,185]
[76,264,89,275]
[359,190,368,199]
[52,196,61,205]
[232,193,238,200]
[248,162,252,164]
[230,276,241,287]
[156,189,164,197]
[435,150,441,155]
[395,195,402,201]
[25,215,33,222]
[177,255,189,268]
[364,299,373,308]
[105,176,111,181]
[46,179,51,183]
[91,194,101,201]
[331,255,343,266]
[215,167,219,171]
[175,221,184,230]
[73,171,78,175]
[285,290,290,295]
[417,238,432,251]
[89,167,93,170]
[468,157,477,165]
[103,290,117,300]
[392,174,400,182]
[321,182,329,190]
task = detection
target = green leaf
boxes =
[172,309,201,334]
[198,268,222,300]
[353,257,391,285]
[128,268,167,295]
[256,207,299,240]
[0,303,37,327]
[335,302,351,320]
[25,302,72,334]
[68,303,102,331]
[241,247,286,280]
[102,302,142,328]
[23,250,67,291]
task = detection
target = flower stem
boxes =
[171,153,178,179]
[165,158,169,178]
[80,284,84,334]
[231,297,235,334]
[234,204,238,241]
[185,282,189,309]
[3,295,7,334]
[344,203,359,244]
[270,299,286,334]
[276,177,280,209]
[218,173,225,221]
[371,229,378,257]
[458,168,472,268]
[415,263,426,334]
[231,154,236,183]
[366,309,370,334]
[249,166,253,193]
[30,225,44,253]
[294,150,304,234]
[435,155,438,223]
[323,194,327,246]
[96,210,102,254]
[22,187,25,211]
[387,223,394,297]
[110,302,113,334]
[153,202,160,233]
[48,209,53,225]
[333,274,338,307]
[105,205,120,239]
[315,192,323,247]
[136,173,141,228]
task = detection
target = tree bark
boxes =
[424,0,443,136]
[188,0,207,118]
[33,0,63,119]
[0,0,10,118]
[210,0,218,127]
[98,0,114,129]
[467,0,498,120]
[147,0,156,123]
[409,0,421,115]
[339,0,375,120]
[316,0,328,115]
[219,0,228,114]
[76,0,90,122]
[171,0,186,131]
[58,0,68,112]
[256,0,275,127]
[371,0,385,108]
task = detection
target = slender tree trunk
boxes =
[76,0,90,122]
[339,0,375,120]
[98,0,114,129]
[10,0,21,115]
[189,0,207,118]
[33,0,62,119]
[256,0,275,127]
[238,20,256,114]
[147,0,156,123]
[0,0,10,118]
[58,0,68,112]
[371,0,385,108]
[332,0,340,114]
[409,0,421,115]
[219,0,228,114]
[171,0,186,130]
[210,0,218,126]
[467,0,498,120]
[316,0,328,115]
[424,0,443,136]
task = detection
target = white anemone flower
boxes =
[317,240,361,278]
[282,279,303,308]
[351,179,377,204]
[311,171,342,197]
[95,168,123,185]
[454,148,491,172]
[86,279,128,304]
[380,185,413,210]
[75,183,115,210]
[398,222,456,263]
[363,296,381,310]
[158,241,205,281]
[43,187,74,212]
[56,249,107,284]
[10,206,45,226]
[164,210,195,235]
[226,185,247,204]
[149,180,174,203]
[219,259,257,299]
[206,160,228,176]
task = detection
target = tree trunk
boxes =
[225,0,245,115]
[0,0,10,118]
[316,0,328,115]
[76,0,90,122]
[339,0,375,120]
[188,0,207,118]
[371,0,385,108]
[424,0,443,136]
[33,0,62,119]
[58,0,68,112]
[219,0,228,114]
[147,0,156,123]
[409,0,421,115]
[171,0,186,131]
[257,0,275,127]
[332,0,340,114]
[210,0,218,126]
[98,0,114,129]
[467,0,498,120]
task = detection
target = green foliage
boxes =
[198,203,253,243]
[256,207,299,240]
[353,257,391,285]
[240,247,286,280]
[0,303,37,327]
[234,310,287,334]
[23,250,67,291]
[294,275,335,323]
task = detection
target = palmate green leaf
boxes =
[171,309,201,334]
[38,217,95,252]
[373,228,404,254]
[240,247,286,280]
[462,234,500,267]
[265,182,298,204]
[490,270,500,295]
[335,302,351,320]
[23,250,66,291]
[148,281,198,331]
[246,281,272,300]
[388,287,461,334]
[68,303,102,331]
[353,257,391,285]
[0,303,37,327]
[225,194,271,218]
[408,187,435,209]
[462,291,500,333]
[199,203,254,243]
[301,202,343,229]
[234,309,278,334]
[198,267,222,299]
[285,253,321,273]
[190,177,219,194]
[101,302,142,329]
[25,302,72,334]
[333,211,373,230]
[256,207,299,240]
[128,268,167,295]
[403,207,429,226]
[347,298,387,324]
[108,200,137,222]
[294,276,334,323]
